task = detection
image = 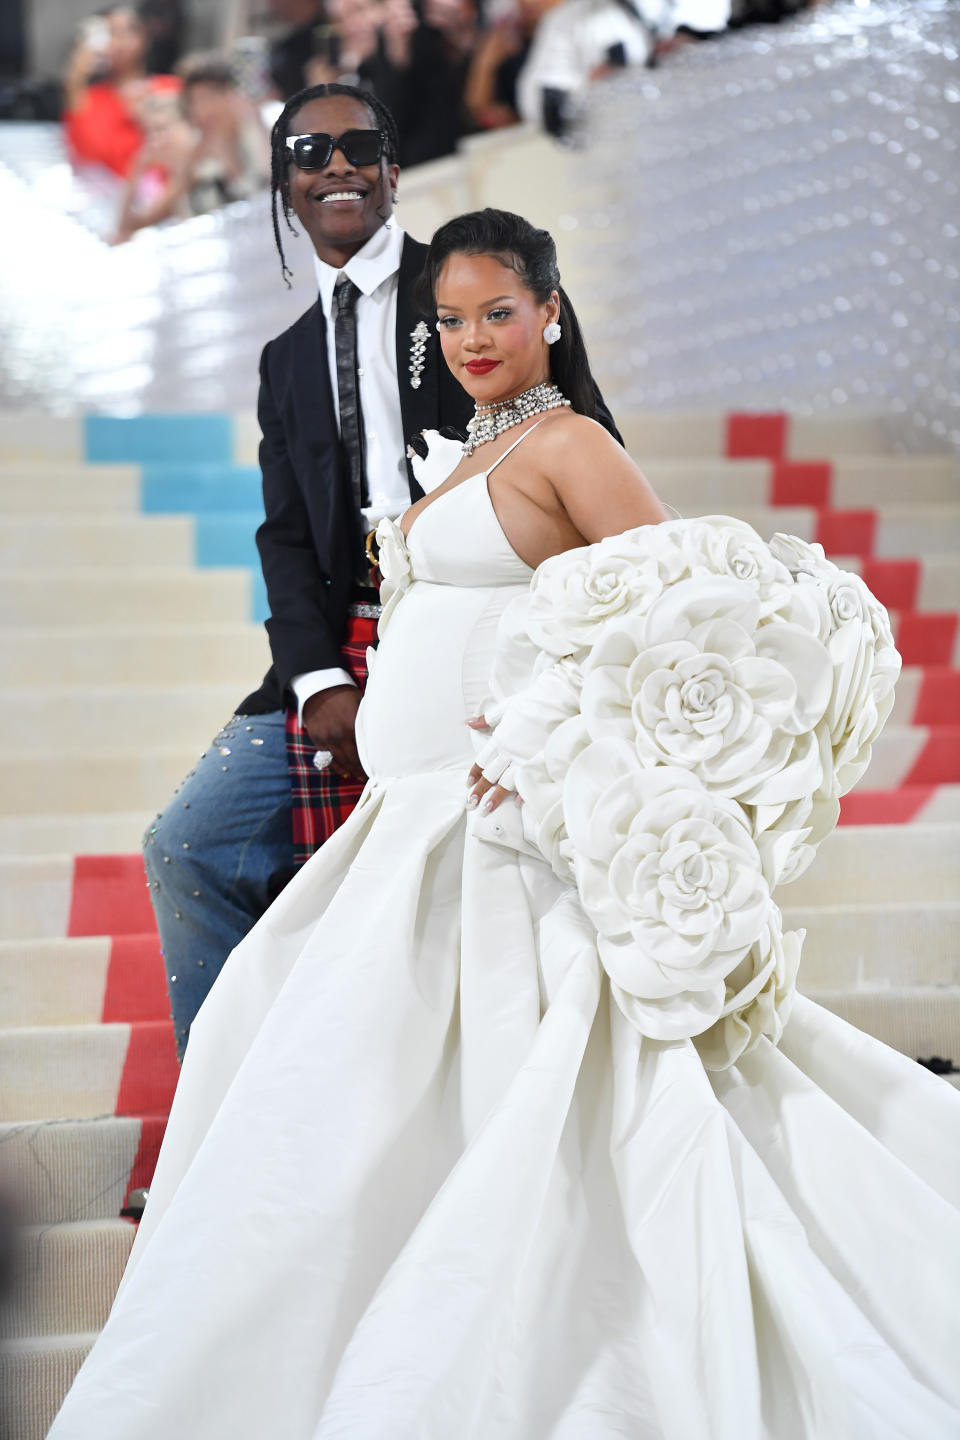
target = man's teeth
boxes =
[321,192,363,203]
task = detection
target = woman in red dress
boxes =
[63,5,180,178]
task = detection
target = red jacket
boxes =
[64,75,181,177]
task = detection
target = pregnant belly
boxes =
[356,581,521,781]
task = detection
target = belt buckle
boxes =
[348,599,382,620]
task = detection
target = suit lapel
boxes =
[395,237,441,455]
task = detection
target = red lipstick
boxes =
[465,359,500,375]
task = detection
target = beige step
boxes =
[789,902,960,988]
[887,667,953,728]
[805,985,960,1064]
[0,937,114,1028]
[0,623,269,685]
[784,824,960,906]
[4,1220,134,1339]
[0,685,240,750]
[833,457,959,507]
[0,1023,129,1120]
[234,411,261,467]
[854,726,937,790]
[0,1116,142,1225]
[0,569,251,626]
[642,458,776,509]
[915,555,960,610]
[0,856,73,940]
[0,415,83,461]
[640,456,959,510]
[0,462,140,513]
[617,412,911,460]
[0,1332,96,1440]
[871,505,960,558]
[0,748,199,814]
[0,812,152,857]
[0,516,195,568]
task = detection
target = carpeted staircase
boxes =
[0,410,957,1438]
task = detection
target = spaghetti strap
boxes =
[485,419,548,476]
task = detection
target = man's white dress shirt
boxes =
[291,217,410,713]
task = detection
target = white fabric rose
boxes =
[375,517,413,635]
[821,572,901,793]
[581,577,834,807]
[693,908,803,1070]
[751,781,841,888]
[524,530,680,658]
[564,740,772,1041]
[517,712,593,881]
[682,516,793,615]
[769,532,838,581]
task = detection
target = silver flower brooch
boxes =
[409,320,429,389]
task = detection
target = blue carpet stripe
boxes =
[141,464,263,514]
[138,462,267,621]
[193,513,266,622]
[193,514,263,569]
[86,414,234,464]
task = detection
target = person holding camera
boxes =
[63,4,180,177]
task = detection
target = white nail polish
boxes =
[480,797,494,814]
[466,793,479,810]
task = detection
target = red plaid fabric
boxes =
[285,613,378,866]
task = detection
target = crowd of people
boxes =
[56,0,820,242]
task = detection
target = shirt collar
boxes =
[314,218,405,319]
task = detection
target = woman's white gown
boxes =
[50,463,960,1439]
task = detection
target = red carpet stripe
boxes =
[815,509,877,558]
[895,613,959,667]
[904,729,960,786]
[839,787,936,825]
[914,668,960,726]
[68,856,158,938]
[102,935,169,1024]
[114,1022,180,1118]
[124,1115,169,1210]
[771,461,832,507]
[861,559,920,613]
[725,412,787,460]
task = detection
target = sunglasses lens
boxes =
[292,135,332,169]
[287,131,383,170]
[341,131,383,166]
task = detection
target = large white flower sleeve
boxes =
[477,517,900,1068]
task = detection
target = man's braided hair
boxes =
[269,82,401,286]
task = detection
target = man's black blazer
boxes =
[239,233,621,715]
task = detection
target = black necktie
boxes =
[334,273,369,511]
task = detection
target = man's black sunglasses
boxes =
[284,130,387,171]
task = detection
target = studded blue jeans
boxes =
[143,711,294,1061]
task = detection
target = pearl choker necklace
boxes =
[462,381,571,457]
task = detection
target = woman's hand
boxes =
[465,715,516,813]
[64,35,105,109]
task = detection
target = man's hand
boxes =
[302,686,366,781]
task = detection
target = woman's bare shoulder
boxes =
[529,410,664,533]
[530,410,626,467]
[535,409,616,444]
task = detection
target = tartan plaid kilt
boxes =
[284,612,378,867]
